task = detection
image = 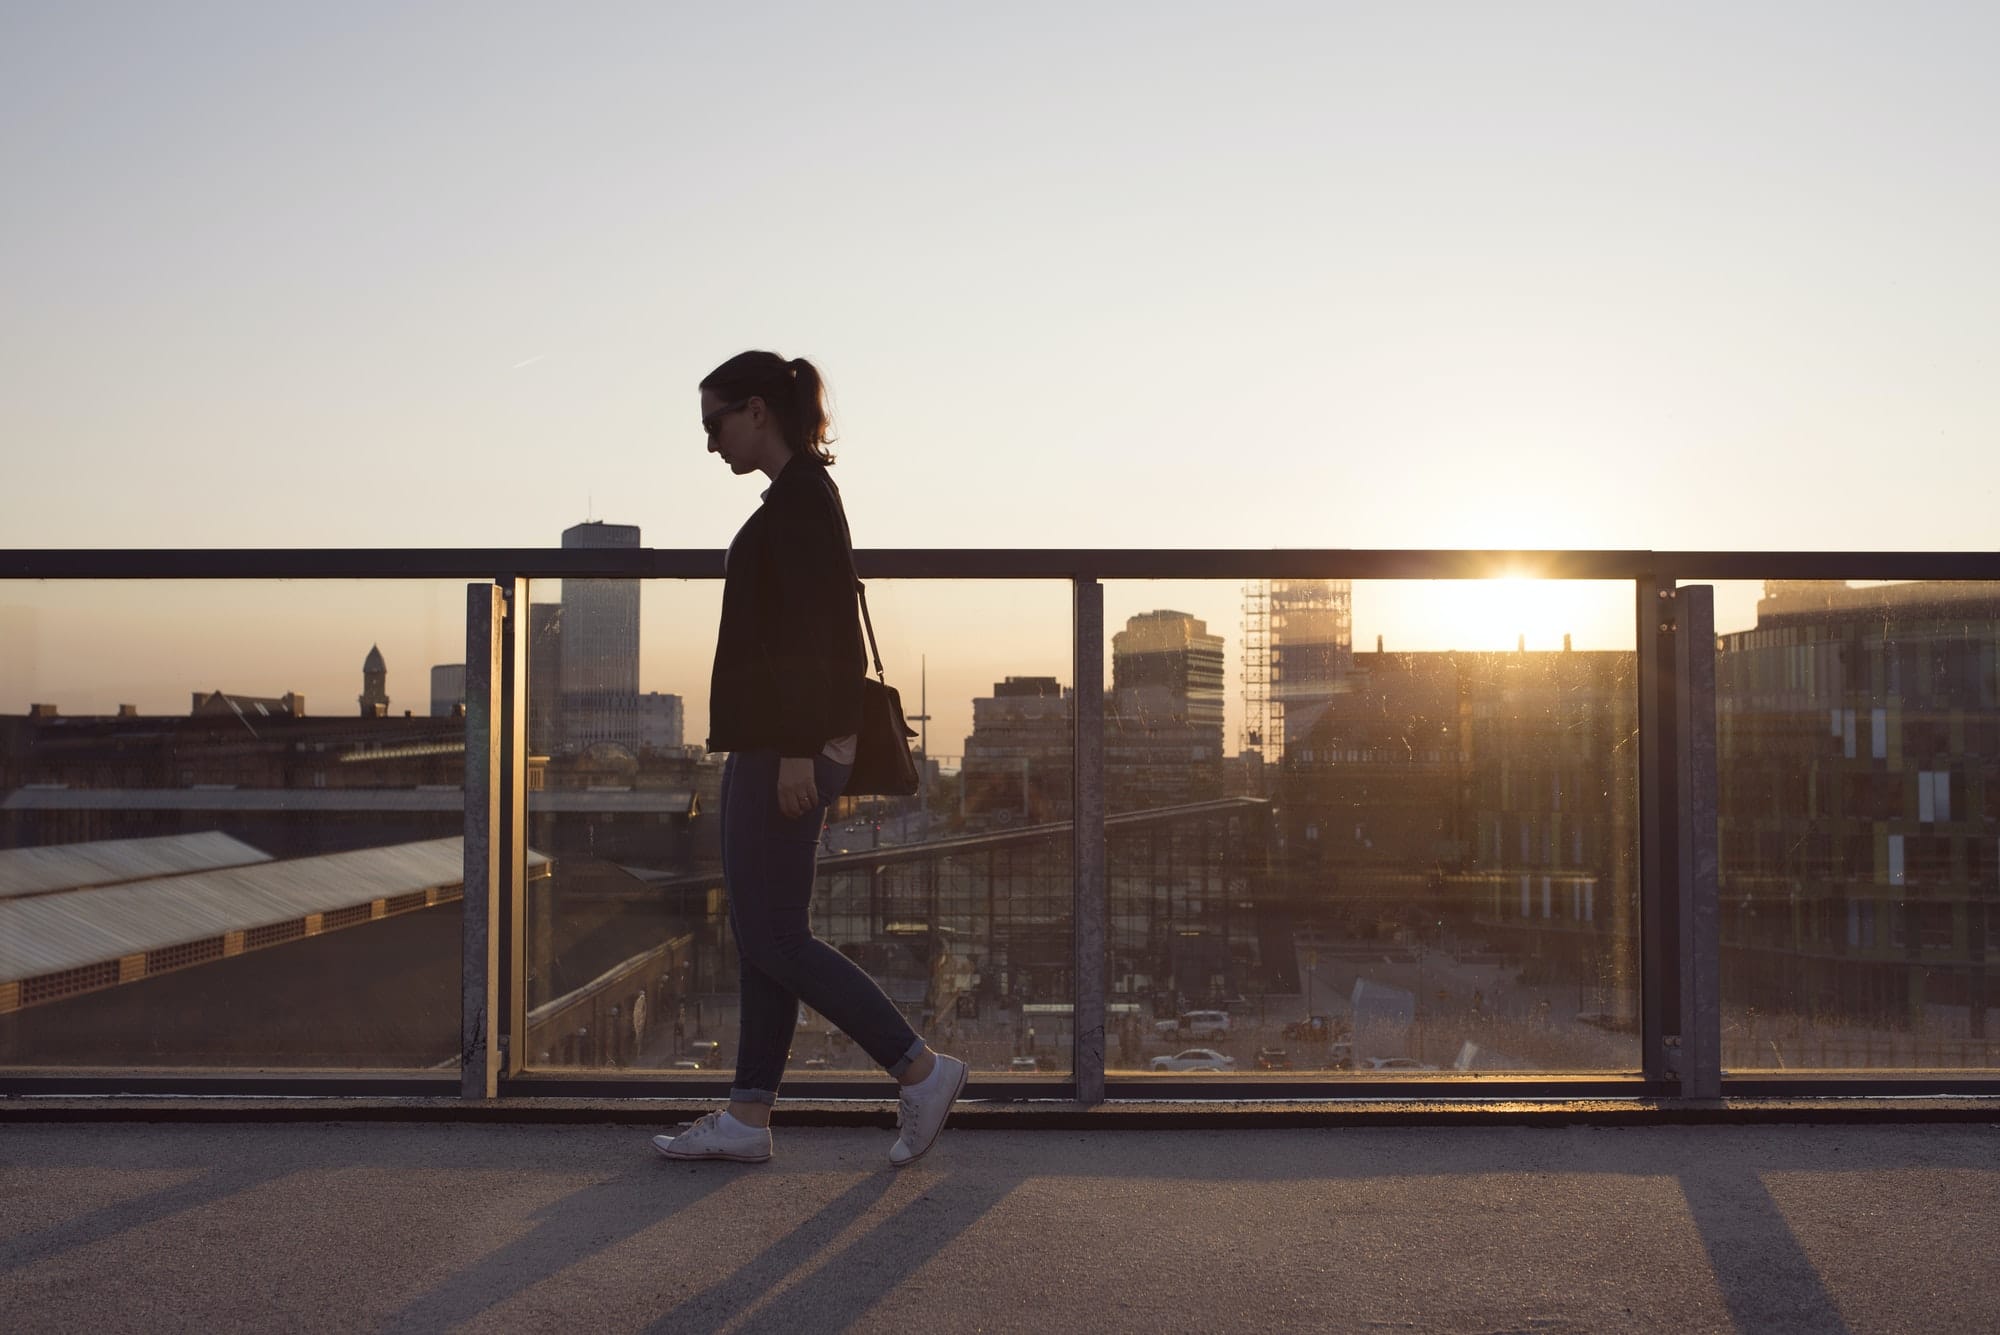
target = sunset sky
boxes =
[5,4,1996,747]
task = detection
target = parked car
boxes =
[1179,1009,1231,1037]
[1009,1056,1041,1072]
[1255,1047,1294,1070]
[1149,1048,1237,1072]
[1325,1041,1354,1071]
[1155,1010,1230,1038]
[1358,1056,1438,1072]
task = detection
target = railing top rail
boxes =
[4,548,1998,581]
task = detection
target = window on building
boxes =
[1917,769,1952,823]
[1920,903,1954,951]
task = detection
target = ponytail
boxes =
[700,350,837,464]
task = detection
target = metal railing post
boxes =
[1638,577,1683,1087]
[1676,584,1722,1098]
[462,583,504,1098]
[1073,577,1107,1105]
[500,577,530,1077]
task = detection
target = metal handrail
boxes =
[6,548,2000,581]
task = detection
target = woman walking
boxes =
[653,350,967,1167]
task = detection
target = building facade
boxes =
[1716,579,2000,1036]
[960,676,1073,821]
[1110,610,1226,811]
[557,522,642,754]
[637,691,685,754]
[429,664,466,719]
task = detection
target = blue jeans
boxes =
[721,749,923,1104]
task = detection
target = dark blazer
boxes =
[706,454,866,757]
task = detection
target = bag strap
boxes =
[817,469,888,683]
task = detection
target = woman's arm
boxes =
[764,482,864,761]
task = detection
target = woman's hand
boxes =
[776,756,820,819]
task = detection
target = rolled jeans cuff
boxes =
[885,1037,927,1080]
[729,1086,778,1107]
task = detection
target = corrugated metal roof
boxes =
[0,832,272,897]
[0,788,696,815]
[0,837,550,984]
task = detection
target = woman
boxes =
[653,350,967,1167]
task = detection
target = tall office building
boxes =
[1110,610,1226,809]
[637,691,685,754]
[961,676,1074,820]
[429,664,466,718]
[558,521,642,754]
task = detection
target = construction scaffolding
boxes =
[1240,580,1271,758]
[1242,579,1353,762]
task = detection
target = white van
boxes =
[1178,1009,1230,1037]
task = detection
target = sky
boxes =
[4,3,1997,750]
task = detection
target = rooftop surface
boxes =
[5,1117,1995,1333]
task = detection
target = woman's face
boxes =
[700,389,762,475]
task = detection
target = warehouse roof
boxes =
[0,836,549,988]
[0,832,271,898]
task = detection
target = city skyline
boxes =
[0,566,1872,759]
[1,569,1678,764]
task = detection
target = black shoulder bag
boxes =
[849,586,922,797]
[819,473,920,797]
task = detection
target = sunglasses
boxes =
[702,399,749,436]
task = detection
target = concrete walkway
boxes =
[4,1120,1996,1333]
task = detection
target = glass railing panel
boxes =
[520,578,1075,1085]
[1700,577,2000,1073]
[0,579,471,1072]
[1101,577,1641,1079]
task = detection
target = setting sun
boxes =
[1352,577,1634,655]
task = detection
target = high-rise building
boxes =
[1110,610,1225,809]
[429,664,466,718]
[558,522,641,754]
[359,645,389,718]
[961,676,1073,820]
[637,691,685,754]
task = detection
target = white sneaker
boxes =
[651,1111,772,1163]
[888,1053,968,1167]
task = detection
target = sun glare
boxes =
[1354,576,1632,654]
